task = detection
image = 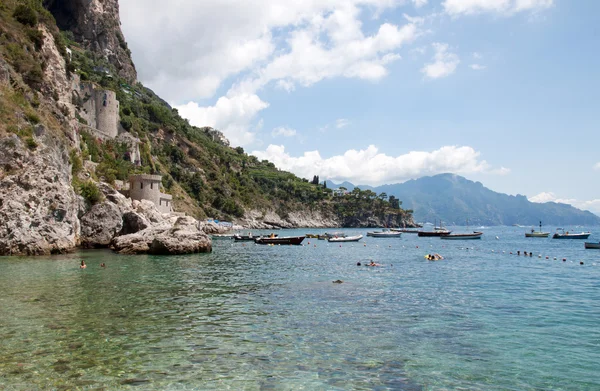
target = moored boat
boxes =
[367,230,402,238]
[440,232,483,240]
[418,219,450,237]
[328,235,363,242]
[391,228,419,234]
[255,236,305,245]
[584,242,600,249]
[234,233,278,241]
[211,233,235,239]
[552,229,591,239]
[525,221,550,238]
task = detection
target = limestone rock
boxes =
[0,134,80,256]
[80,201,123,248]
[121,211,149,235]
[44,0,137,83]
[200,221,231,234]
[111,217,212,255]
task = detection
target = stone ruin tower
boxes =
[128,175,173,214]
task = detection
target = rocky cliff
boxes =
[43,0,137,83]
[0,0,415,255]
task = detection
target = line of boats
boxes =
[524,221,591,239]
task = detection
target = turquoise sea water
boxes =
[1,226,600,390]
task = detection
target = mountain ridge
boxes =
[327,174,600,226]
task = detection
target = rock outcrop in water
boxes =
[80,183,212,254]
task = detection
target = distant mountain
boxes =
[328,174,600,226]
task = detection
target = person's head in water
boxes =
[357,262,361,266]
[100,263,106,268]
[80,260,86,269]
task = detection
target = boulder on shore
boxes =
[111,216,211,255]
[81,183,211,255]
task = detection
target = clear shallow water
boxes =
[1,226,600,390]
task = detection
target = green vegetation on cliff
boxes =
[0,0,414,226]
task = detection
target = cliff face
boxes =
[43,0,137,83]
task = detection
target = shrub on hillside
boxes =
[80,181,103,205]
[13,5,38,27]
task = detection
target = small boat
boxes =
[552,229,591,239]
[234,233,277,242]
[328,235,363,242]
[440,232,483,240]
[525,221,550,238]
[324,232,346,238]
[255,236,305,245]
[367,230,402,238]
[584,242,600,249]
[211,233,235,239]
[391,228,419,234]
[418,219,451,237]
[305,234,320,238]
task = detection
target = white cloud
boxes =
[470,64,487,70]
[121,0,419,103]
[336,119,351,129]
[491,166,510,175]
[272,126,297,137]
[120,1,423,146]
[529,192,600,215]
[175,93,269,146]
[443,0,553,16]
[421,42,460,79]
[251,144,493,185]
[529,191,557,203]
[412,0,428,8]
[594,162,600,171]
[472,52,483,59]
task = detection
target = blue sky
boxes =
[119,0,600,214]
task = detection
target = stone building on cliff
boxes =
[126,175,173,214]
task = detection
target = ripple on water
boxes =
[1,228,600,390]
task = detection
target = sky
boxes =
[119,0,600,215]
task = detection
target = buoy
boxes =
[563,258,566,262]
[580,261,584,265]
[496,236,499,240]
[554,257,557,260]
[538,255,541,258]
[546,256,549,259]
[416,246,419,248]
[307,241,310,245]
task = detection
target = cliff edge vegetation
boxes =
[0,0,415,255]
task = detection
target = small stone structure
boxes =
[127,174,173,214]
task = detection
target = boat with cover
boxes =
[552,229,591,239]
[525,221,550,238]
[584,242,600,249]
[440,231,483,240]
[255,236,305,245]
[367,230,402,238]
[328,235,363,242]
